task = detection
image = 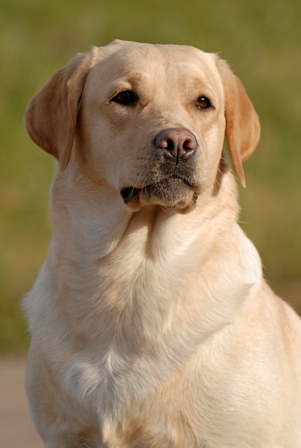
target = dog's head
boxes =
[25,40,260,212]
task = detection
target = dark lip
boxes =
[120,175,193,204]
[120,186,140,203]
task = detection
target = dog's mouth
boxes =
[120,176,199,211]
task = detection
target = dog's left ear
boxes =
[217,59,260,187]
[25,52,94,170]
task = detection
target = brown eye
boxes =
[196,96,212,109]
[111,90,137,105]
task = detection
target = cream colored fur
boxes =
[24,40,301,447]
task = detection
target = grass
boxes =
[0,0,301,353]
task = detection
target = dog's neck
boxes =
[43,167,262,351]
[49,167,237,272]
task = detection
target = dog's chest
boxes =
[62,323,282,448]
[62,345,233,448]
[98,368,208,448]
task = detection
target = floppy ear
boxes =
[217,59,260,187]
[25,52,93,170]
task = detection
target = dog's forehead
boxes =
[90,41,223,90]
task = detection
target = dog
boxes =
[24,40,301,447]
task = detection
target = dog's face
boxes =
[77,42,226,211]
[25,40,260,212]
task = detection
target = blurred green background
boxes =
[0,0,300,353]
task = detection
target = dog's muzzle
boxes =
[120,128,199,209]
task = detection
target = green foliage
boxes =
[1,0,300,352]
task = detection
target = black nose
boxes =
[154,128,197,162]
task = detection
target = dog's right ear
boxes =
[25,52,93,170]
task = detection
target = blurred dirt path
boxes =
[0,357,43,448]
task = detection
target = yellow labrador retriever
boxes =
[24,40,301,447]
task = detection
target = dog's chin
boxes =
[121,178,199,213]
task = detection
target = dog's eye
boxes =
[196,96,212,110]
[111,90,137,105]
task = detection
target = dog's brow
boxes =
[116,70,148,84]
[105,71,150,96]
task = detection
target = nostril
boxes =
[155,136,175,150]
[166,139,175,150]
[183,137,196,151]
